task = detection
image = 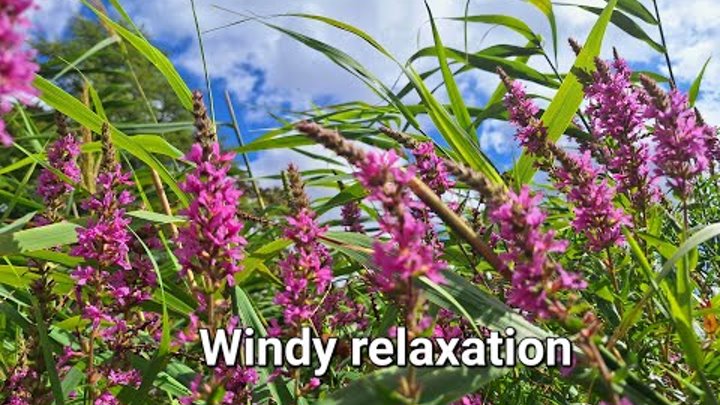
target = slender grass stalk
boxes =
[652,0,677,89]
[224,90,266,210]
[190,0,215,123]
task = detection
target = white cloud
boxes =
[28,0,720,186]
[31,0,82,40]
[479,120,514,155]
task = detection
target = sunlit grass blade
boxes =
[51,36,120,81]
[608,0,658,24]
[119,228,172,404]
[81,0,193,110]
[426,2,474,134]
[446,14,541,43]
[563,4,664,53]
[689,57,711,106]
[31,296,65,405]
[524,0,558,61]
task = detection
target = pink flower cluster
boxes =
[3,365,37,405]
[70,161,159,403]
[505,78,629,251]
[490,187,585,318]
[555,151,631,251]
[36,133,81,204]
[452,393,488,405]
[503,80,546,154]
[585,57,660,212]
[176,142,247,289]
[646,89,711,199]
[412,142,455,195]
[274,207,333,329]
[355,150,445,293]
[0,0,38,147]
[341,201,364,233]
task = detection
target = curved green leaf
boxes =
[82,0,193,110]
[427,2,474,134]
[447,14,540,43]
[690,57,711,106]
[574,6,664,53]
[407,46,555,88]
[524,0,558,60]
[608,0,658,24]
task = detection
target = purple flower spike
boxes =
[0,0,39,147]
[176,142,247,288]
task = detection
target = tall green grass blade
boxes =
[280,13,393,58]
[81,0,193,110]
[405,66,504,185]
[232,287,295,405]
[569,5,664,53]
[190,0,215,121]
[52,36,120,81]
[447,14,540,43]
[119,229,172,404]
[216,11,420,130]
[689,57,711,106]
[426,2,474,134]
[608,0,658,24]
[31,297,65,405]
[319,365,508,405]
[407,46,555,88]
[525,0,558,61]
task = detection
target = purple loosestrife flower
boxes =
[37,132,81,205]
[70,127,160,402]
[452,393,488,405]
[71,164,134,272]
[180,366,259,405]
[2,365,36,405]
[490,187,585,318]
[503,80,547,154]
[703,125,719,168]
[504,75,630,251]
[584,56,661,212]
[275,164,366,335]
[412,142,455,196]
[94,392,120,405]
[180,317,258,405]
[642,79,710,199]
[586,57,646,143]
[274,207,333,329]
[650,90,708,198]
[0,0,38,147]
[176,142,246,289]
[555,151,631,251]
[341,201,364,233]
[355,150,446,293]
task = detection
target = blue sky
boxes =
[31,0,720,187]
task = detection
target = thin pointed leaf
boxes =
[689,57,711,106]
[446,14,540,43]
[427,2,474,134]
